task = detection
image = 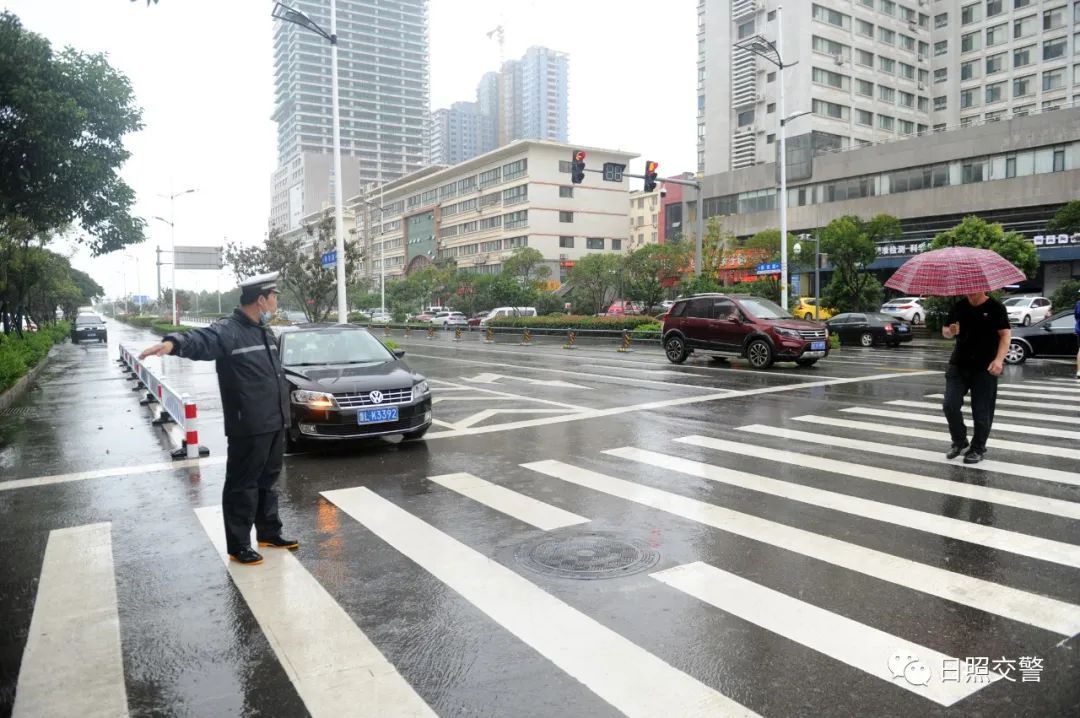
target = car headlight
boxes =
[775,327,801,339]
[413,380,430,396]
[291,390,337,408]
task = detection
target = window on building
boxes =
[1013,45,1033,68]
[899,91,915,107]
[918,40,930,59]
[812,36,850,59]
[812,4,851,28]
[985,53,1005,75]
[559,211,574,223]
[812,67,850,90]
[900,62,915,80]
[559,186,574,198]
[767,102,776,113]
[879,85,896,103]
[812,99,849,120]
[1013,14,1036,38]
[1043,68,1066,91]
[1043,5,1067,30]
[919,68,930,84]
[985,23,1007,46]
[934,95,948,110]
[737,109,755,127]
[934,12,948,28]
[934,40,948,56]
[961,2,981,24]
[503,158,527,180]
[918,96,929,112]
[1013,74,1034,97]
[880,0,896,16]
[899,119,915,135]
[900,34,916,52]
[879,56,896,74]
[987,0,1004,16]
[961,31,981,52]
[878,114,896,131]
[962,158,988,183]
[856,18,874,37]
[1013,0,1032,7]
[586,237,604,250]
[934,68,948,83]
[961,60,980,81]
[986,81,1005,102]
[767,71,776,82]
[1043,37,1067,61]
[855,78,874,96]
[611,239,623,251]
[855,49,874,67]
[856,109,874,125]
[738,19,755,38]
[960,88,981,108]
[766,133,775,144]
[559,236,574,248]
[879,27,896,44]
[1054,147,1066,172]
[502,184,528,204]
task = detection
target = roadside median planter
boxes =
[487,315,659,332]
[0,321,71,398]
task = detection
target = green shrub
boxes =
[381,338,399,351]
[486,315,658,331]
[150,322,193,335]
[0,322,70,393]
[630,321,662,339]
[828,333,841,350]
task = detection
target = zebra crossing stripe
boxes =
[888,400,1079,425]
[676,435,1080,521]
[1040,378,1080,384]
[736,425,1080,488]
[13,523,128,718]
[321,486,756,718]
[522,460,1080,637]
[1009,382,1080,393]
[652,562,1000,707]
[793,415,1080,462]
[925,393,1080,413]
[840,407,1080,441]
[993,390,1080,403]
[607,447,1080,569]
[193,506,435,718]
[428,473,589,530]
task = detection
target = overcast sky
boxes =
[4,0,696,300]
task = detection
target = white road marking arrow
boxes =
[461,373,591,391]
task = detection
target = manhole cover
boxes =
[515,533,660,580]
[0,408,37,418]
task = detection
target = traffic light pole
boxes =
[590,169,704,276]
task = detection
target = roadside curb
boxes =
[0,341,63,413]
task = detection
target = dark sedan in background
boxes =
[826,312,913,347]
[277,324,432,450]
[71,314,108,343]
[1005,311,1079,364]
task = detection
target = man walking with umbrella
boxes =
[884,246,1025,465]
[940,292,1011,464]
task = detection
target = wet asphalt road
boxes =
[1,320,1079,717]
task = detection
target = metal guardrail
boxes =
[118,344,208,460]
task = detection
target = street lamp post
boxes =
[273,2,348,324]
[154,187,197,326]
[794,233,822,320]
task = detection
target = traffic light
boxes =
[571,150,586,184]
[644,160,659,192]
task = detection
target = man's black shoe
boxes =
[229,547,264,565]
[258,536,300,550]
[946,444,968,460]
[963,449,986,465]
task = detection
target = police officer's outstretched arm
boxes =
[139,322,228,361]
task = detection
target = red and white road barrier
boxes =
[118,343,209,460]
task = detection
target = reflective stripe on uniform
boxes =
[230,345,264,356]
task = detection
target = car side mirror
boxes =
[1042,325,1053,332]
[393,349,406,358]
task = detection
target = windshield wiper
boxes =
[286,362,326,366]
[321,360,382,366]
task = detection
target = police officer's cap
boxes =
[239,272,280,304]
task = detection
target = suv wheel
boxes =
[746,339,774,369]
[859,332,875,347]
[664,335,689,364]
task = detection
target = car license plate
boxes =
[898,325,908,332]
[85,332,96,337]
[811,341,826,351]
[358,407,398,425]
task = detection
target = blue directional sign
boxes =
[321,249,337,268]
[132,295,150,305]
[755,262,781,275]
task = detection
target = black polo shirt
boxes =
[945,296,1010,369]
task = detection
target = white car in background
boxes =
[1003,296,1053,326]
[880,297,926,324]
[431,311,468,326]
[369,311,392,324]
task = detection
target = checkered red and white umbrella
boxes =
[884,247,1027,296]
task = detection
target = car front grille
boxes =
[334,387,412,408]
[798,329,827,340]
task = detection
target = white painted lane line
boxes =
[793,415,1080,462]
[452,408,573,430]
[923,394,1080,413]
[193,506,435,718]
[888,400,1080,424]
[429,473,589,530]
[14,523,127,718]
[676,435,1080,520]
[653,562,998,707]
[424,371,939,439]
[322,487,755,718]
[522,460,1080,637]
[609,447,1080,568]
[841,407,1080,441]
[736,425,1080,488]
[0,456,228,493]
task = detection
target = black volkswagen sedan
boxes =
[825,312,913,347]
[1005,311,1079,364]
[72,313,108,343]
[277,324,432,449]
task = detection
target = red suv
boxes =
[661,294,829,369]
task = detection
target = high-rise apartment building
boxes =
[696,0,1078,175]
[269,0,430,234]
[430,102,483,166]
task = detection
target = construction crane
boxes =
[486,24,505,66]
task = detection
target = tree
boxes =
[0,13,144,254]
[1049,279,1080,313]
[1047,200,1080,234]
[624,244,687,311]
[568,254,621,315]
[820,215,885,312]
[930,215,1039,278]
[700,216,736,277]
[502,247,551,288]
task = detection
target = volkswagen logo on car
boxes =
[369,390,384,404]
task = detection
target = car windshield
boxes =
[739,297,791,319]
[75,315,102,325]
[1002,298,1030,307]
[281,329,392,366]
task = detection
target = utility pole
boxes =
[156,246,162,309]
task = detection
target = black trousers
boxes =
[223,429,285,554]
[942,365,998,452]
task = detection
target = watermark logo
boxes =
[889,651,932,686]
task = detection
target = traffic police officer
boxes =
[140,272,297,565]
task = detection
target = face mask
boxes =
[259,311,272,325]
